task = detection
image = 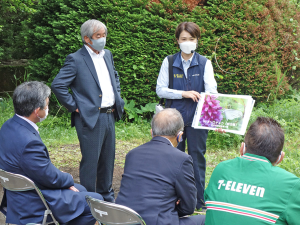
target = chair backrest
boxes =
[86,195,146,225]
[0,169,58,225]
[0,169,35,191]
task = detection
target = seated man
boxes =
[204,117,300,225]
[0,81,103,225]
[116,108,205,225]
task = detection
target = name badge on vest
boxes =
[192,74,200,77]
[174,74,184,78]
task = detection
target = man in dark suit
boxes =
[116,108,205,225]
[51,19,124,202]
[0,81,103,225]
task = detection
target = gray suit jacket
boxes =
[51,46,124,129]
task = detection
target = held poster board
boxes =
[192,93,255,135]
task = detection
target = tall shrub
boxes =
[24,0,300,107]
[193,0,300,99]
[0,0,35,60]
[25,0,189,105]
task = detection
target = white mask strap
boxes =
[275,151,283,165]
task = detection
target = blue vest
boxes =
[166,51,207,125]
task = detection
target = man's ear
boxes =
[150,129,153,137]
[84,36,91,45]
[274,151,285,165]
[178,132,183,142]
[34,107,40,116]
[240,142,245,156]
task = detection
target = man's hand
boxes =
[69,186,79,192]
[182,91,201,102]
[75,108,79,113]
[176,200,181,205]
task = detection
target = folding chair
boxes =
[0,169,59,225]
[86,195,146,225]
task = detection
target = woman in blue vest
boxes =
[156,22,219,211]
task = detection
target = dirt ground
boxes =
[0,163,124,224]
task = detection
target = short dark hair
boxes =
[13,81,51,117]
[245,117,284,163]
[151,108,184,137]
[175,22,201,40]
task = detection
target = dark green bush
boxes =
[0,0,34,60]
[25,0,187,106]
[24,0,300,108]
[194,0,300,100]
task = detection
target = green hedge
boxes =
[24,0,300,107]
[0,0,34,60]
[194,0,300,99]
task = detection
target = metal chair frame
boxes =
[0,169,59,225]
[86,195,146,225]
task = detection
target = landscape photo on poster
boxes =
[192,93,255,135]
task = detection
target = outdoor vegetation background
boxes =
[2,0,300,105]
[0,0,300,186]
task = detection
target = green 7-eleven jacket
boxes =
[204,153,300,224]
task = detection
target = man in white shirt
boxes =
[51,19,124,202]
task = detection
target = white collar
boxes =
[181,53,194,63]
[84,44,105,57]
[16,114,39,132]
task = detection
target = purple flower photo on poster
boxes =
[199,95,223,127]
[193,93,255,135]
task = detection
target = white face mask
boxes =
[37,107,48,122]
[179,41,197,54]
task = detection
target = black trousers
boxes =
[74,112,115,202]
[177,126,208,209]
[180,215,206,225]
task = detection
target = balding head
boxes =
[151,108,184,137]
[245,117,284,163]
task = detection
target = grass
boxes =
[1,91,300,185]
[40,120,152,168]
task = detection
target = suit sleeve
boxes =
[284,180,300,224]
[110,51,121,94]
[51,54,78,112]
[175,156,197,217]
[20,139,74,189]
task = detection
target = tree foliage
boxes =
[23,0,300,106]
[0,0,35,60]
[194,0,300,99]
[25,0,186,105]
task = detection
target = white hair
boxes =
[80,19,107,43]
[151,108,184,137]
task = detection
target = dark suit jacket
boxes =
[0,115,86,225]
[116,136,197,225]
[51,46,124,130]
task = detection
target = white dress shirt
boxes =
[16,114,39,132]
[85,45,115,107]
[156,53,218,99]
